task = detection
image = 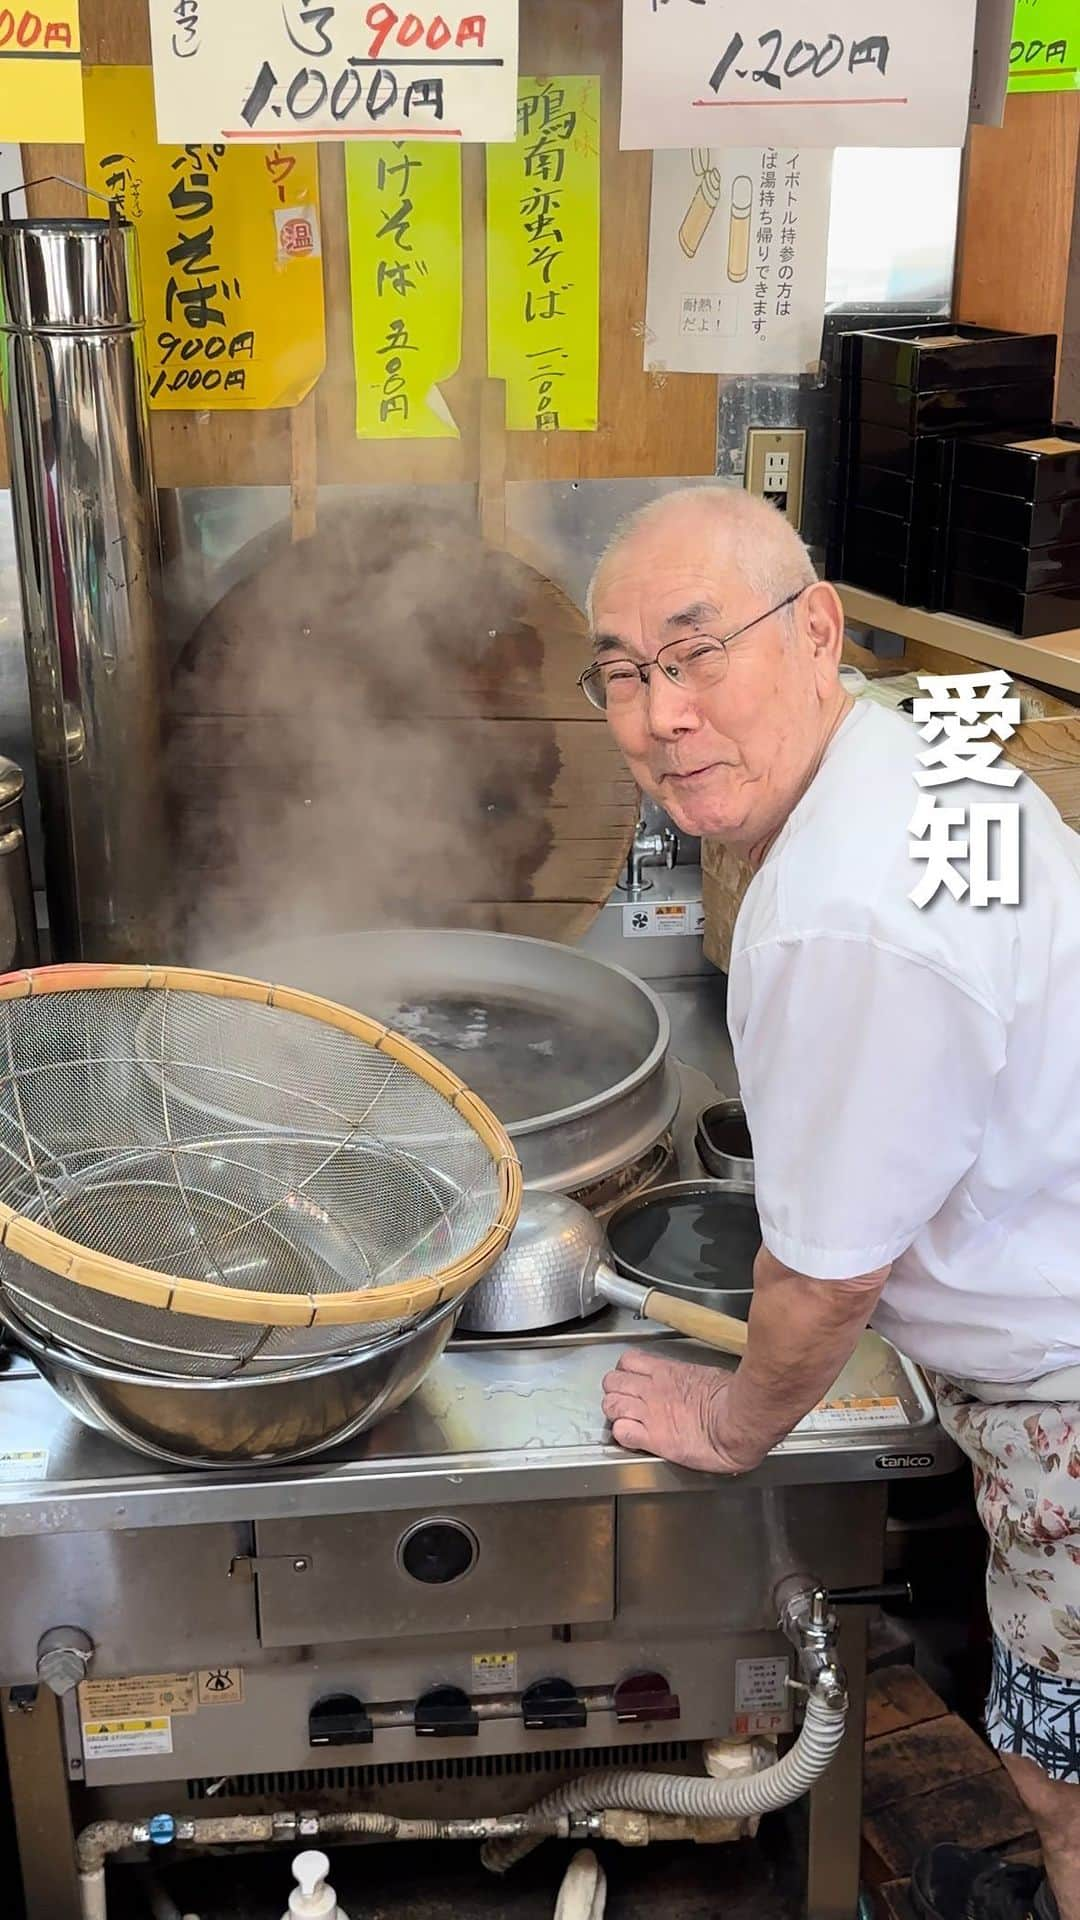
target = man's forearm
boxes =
[719,1248,889,1461]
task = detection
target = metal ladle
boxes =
[457,1191,749,1353]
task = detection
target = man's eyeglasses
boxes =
[578,588,807,713]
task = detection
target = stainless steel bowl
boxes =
[694,1099,754,1186]
[0,1295,461,1467]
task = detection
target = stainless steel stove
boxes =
[0,1304,957,1920]
[0,987,958,1920]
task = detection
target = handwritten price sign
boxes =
[0,0,82,139]
[1009,0,1080,93]
[620,0,978,149]
[148,0,519,145]
[85,65,326,411]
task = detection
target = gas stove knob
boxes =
[414,1685,479,1738]
[522,1677,587,1732]
[308,1692,374,1749]
[613,1671,681,1725]
[35,1627,94,1697]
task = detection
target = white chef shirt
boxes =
[726,698,1080,1384]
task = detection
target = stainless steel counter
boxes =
[0,1319,949,1540]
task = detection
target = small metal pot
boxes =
[3,1295,462,1467]
[458,1182,758,1343]
[605,1177,759,1311]
[695,1099,754,1186]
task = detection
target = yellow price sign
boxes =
[486,76,600,433]
[345,139,462,439]
[84,65,325,412]
[0,0,81,141]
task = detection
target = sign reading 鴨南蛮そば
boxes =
[83,65,326,411]
[147,0,519,145]
[486,77,600,432]
[620,0,978,150]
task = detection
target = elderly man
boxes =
[588,486,1080,1920]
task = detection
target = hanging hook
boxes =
[0,177,123,229]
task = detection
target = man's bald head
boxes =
[587,485,818,624]
[585,483,848,856]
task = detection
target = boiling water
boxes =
[609,1191,761,1296]
[387,993,641,1122]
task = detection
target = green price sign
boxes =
[1009,0,1080,93]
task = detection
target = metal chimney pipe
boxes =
[0,182,168,961]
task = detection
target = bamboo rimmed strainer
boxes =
[0,965,522,1379]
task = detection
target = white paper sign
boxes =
[148,0,519,145]
[645,146,832,375]
[621,0,978,150]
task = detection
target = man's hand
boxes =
[601,1350,765,1474]
[602,1246,890,1472]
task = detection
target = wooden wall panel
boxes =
[14,0,718,491]
[956,91,1080,375]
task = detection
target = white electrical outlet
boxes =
[745,429,806,530]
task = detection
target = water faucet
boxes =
[619,819,678,899]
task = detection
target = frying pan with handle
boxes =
[457,1190,749,1354]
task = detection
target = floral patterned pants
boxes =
[935,1376,1080,1778]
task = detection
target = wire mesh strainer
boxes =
[0,965,521,1379]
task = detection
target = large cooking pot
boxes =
[223,929,681,1194]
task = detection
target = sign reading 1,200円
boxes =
[147,0,520,146]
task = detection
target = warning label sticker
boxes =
[799,1395,905,1434]
[623,900,706,940]
[732,1655,792,1736]
[80,1673,196,1720]
[82,1717,173,1759]
[197,1667,244,1706]
[472,1651,518,1695]
[0,1448,48,1482]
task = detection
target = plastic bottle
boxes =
[281,1849,350,1920]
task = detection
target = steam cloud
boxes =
[163,498,559,968]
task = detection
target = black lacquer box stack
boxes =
[825,323,1080,637]
[944,429,1080,636]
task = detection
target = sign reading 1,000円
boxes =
[147,0,520,145]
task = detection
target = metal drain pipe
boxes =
[75,1808,580,1920]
